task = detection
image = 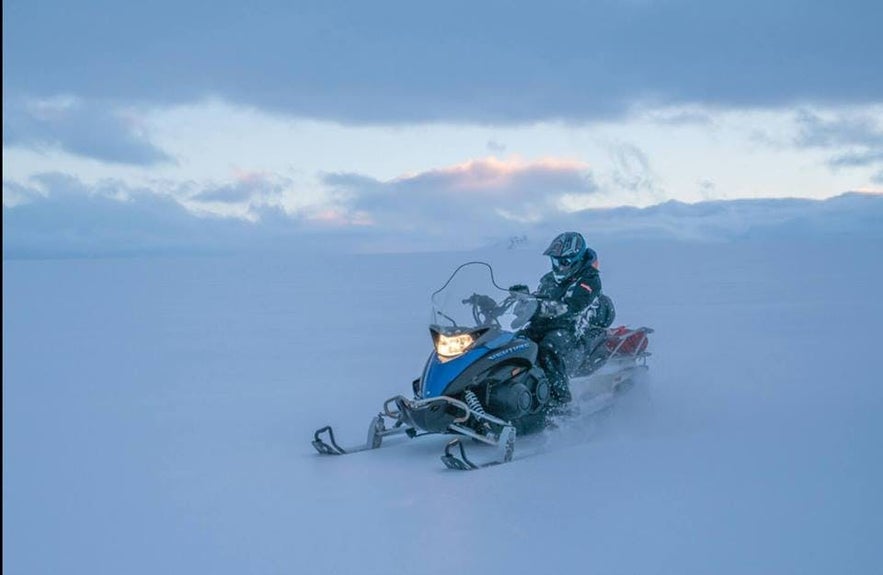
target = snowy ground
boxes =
[4,236,882,574]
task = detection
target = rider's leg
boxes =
[538,329,575,405]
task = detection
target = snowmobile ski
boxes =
[312,413,414,455]
[440,424,517,470]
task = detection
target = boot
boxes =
[538,340,572,410]
[545,375,575,420]
[545,361,572,408]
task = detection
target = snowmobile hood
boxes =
[421,333,515,398]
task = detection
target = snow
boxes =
[4,234,883,574]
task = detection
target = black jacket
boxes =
[530,248,603,333]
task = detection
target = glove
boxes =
[508,284,530,294]
[462,293,498,313]
[537,300,567,318]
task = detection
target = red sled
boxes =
[605,326,653,357]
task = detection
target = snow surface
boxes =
[4,236,883,574]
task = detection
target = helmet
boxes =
[544,232,587,281]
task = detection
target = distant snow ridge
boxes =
[556,192,883,242]
[483,192,883,252]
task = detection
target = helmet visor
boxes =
[551,254,579,274]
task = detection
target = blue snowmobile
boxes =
[312,261,652,470]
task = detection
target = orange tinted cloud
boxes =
[323,155,599,231]
[394,156,590,195]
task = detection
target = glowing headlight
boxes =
[435,332,475,358]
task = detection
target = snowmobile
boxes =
[312,261,653,470]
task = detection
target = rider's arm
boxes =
[562,272,602,316]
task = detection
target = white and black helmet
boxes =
[544,232,587,281]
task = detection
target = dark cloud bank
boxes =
[5,0,882,124]
[3,97,172,166]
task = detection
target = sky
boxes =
[3,0,883,254]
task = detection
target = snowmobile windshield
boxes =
[430,262,538,333]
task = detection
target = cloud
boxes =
[698,179,717,200]
[3,95,173,165]
[607,144,665,201]
[2,171,423,258]
[189,171,289,205]
[643,107,714,126]
[828,150,883,168]
[1,173,356,258]
[5,171,882,258]
[793,109,883,177]
[3,180,46,207]
[487,140,507,153]
[795,110,883,150]
[5,1,881,124]
[2,174,218,258]
[324,157,599,231]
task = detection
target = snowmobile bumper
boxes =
[393,395,468,433]
[387,395,514,444]
[387,395,518,469]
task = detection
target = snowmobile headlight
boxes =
[435,332,475,358]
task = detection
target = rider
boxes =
[512,232,614,408]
